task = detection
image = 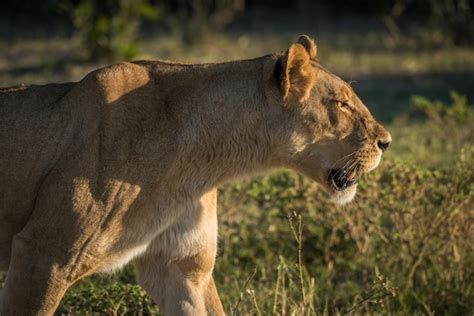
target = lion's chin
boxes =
[300,168,358,205]
[330,184,357,205]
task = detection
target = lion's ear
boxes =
[297,35,317,60]
[277,43,315,103]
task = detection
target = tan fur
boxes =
[280,43,316,102]
[0,35,390,315]
[297,34,317,59]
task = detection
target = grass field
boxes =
[1,27,473,315]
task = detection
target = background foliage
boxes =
[1,1,473,315]
[1,0,474,59]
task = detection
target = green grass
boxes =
[1,29,473,315]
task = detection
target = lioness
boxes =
[0,35,390,315]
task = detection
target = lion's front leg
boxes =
[0,235,83,316]
[135,189,224,316]
[204,275,225,316]
[136,252,224,316]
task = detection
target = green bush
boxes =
[216,153,473,315]
[63,0,158,61]
[58,282,159,314]
[411,90,473,125]
[406,91,474,165]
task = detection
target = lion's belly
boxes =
[97,243,150,274]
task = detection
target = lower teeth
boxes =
[330,171,357,190]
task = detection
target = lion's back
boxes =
[0,82,75,111]
[0,82,77,218]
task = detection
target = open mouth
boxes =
[328,168,359,191]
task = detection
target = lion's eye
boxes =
[338,101,354,112]
[342,102,352,109]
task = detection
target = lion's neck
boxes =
[160,58,277,195]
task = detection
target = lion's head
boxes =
[266,35,391,204]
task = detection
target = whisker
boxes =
[339,157,357,172]
[337,159,358,180]
[345,159,358,172]
[330,150,358,169]
[335,159,357,182]
[345,162,360,179]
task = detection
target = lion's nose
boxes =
[377,131,392,152]
[377,139,390,152]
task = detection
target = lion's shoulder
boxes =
[85,62,154,104]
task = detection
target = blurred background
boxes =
[1,1,473,315]
[1,0,474,121]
